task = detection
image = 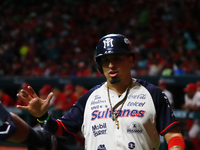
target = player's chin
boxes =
[110,77,120,84]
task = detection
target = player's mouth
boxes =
[109,70,118,77]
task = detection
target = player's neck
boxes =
[107,78,132,95]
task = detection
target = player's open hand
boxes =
[16,86,54,118]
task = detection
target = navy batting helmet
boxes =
[94,34,135,74]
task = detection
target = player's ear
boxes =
[127,54,134,64]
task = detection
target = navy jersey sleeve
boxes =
[137,79,179,136]
[45,84,102,137]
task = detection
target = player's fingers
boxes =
[45,92,54,105]
[16,105,29,110]
[16,93,29,104]
[27,86,38,98]
[19,89,32,100]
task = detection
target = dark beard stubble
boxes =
[110,77,120,84]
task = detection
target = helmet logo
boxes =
[103,38,113,49]
[124,38,130,44]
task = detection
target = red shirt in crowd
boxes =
[0,90,15,106]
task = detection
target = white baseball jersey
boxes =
[48,79,178,150]
[184,91,200,106]
[184,91,200,138]
[162,89,173,105]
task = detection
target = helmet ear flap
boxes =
[94,57,103,74]
[96,63,103,74]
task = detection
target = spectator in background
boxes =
[157,79,174,108]
[183,27,198,51]
[182,83,200,150]
[161,62,174,76]
[50,87,66,111]
[182,83,199,110]
[43,32,61,62]
[173,60,187,76]
[181,83,197,130]
[71,84,88,147]
[56,83,75,111]
[71,84,88,102]
[197,81,200,92]
[39,84,52,99]
[148,53,164,76]
[76,61,90,77]
[0,88,15,106]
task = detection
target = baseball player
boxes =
[182,83,200,149]
[1,34,185,150]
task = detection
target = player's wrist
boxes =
[168,136,185,150]
[37,112,50,123]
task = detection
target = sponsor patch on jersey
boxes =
[97,144,107,150]
[92,123,107,137]
[91,95,106,105]
[127,122,143,134]
[128,142,135,149]
[91,105,100,110]
[127,101,146,107]
[91,105,107,110]
[128,94,146,99]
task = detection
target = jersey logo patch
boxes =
[97,144,106,150]
[127,122,143,134]
[127,101,146,107]
[91,95,106,105]
[92,123,107,137]
[128,142,135,149]
[128,94,146,99]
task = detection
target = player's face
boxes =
[101,54,133,84]
[186,91,196,98]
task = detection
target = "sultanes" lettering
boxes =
[91,108,146,121]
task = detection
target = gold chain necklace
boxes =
[107,84,131,129]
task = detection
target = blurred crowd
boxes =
[0,82,88,111]
[181,81,200,150]
[0,0,200,77]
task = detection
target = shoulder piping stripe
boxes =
[55,120,63,136]
[160,121,179,135]
[57,119,76,136]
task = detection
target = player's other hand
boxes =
[16,86,54,118]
